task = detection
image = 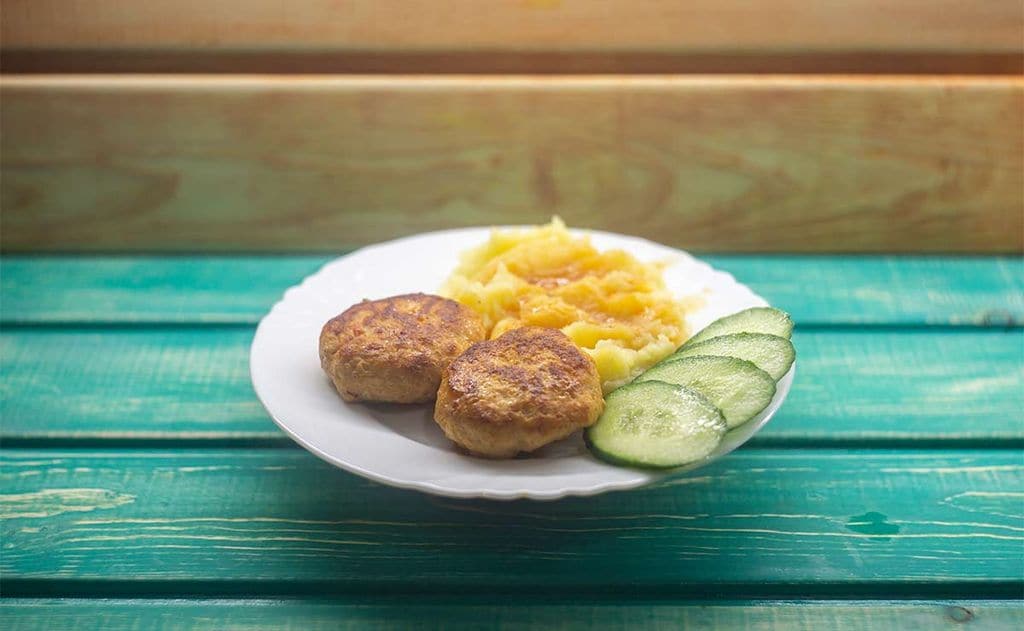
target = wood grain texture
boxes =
[2,76,1021,253]
[1,328,1021,443]
[2,256,1021,325]
[3,1,1021,53]
[1,450,1021,585]
[2,599,1021,630]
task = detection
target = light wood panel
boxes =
[2,76,1021,253]
[3,1,1021,73]
[3,1,1021,52]
[2,450,1021,585]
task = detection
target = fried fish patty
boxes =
[434,326,604,458]
[320,293,486,403]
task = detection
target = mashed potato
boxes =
[441,219,696,392]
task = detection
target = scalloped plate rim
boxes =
[249,226,794,500]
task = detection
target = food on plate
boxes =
[441,218,698,393]
[319,293,485,403]
[316,228,794,470]
[434,326,604,458]
[684,306,793,347]
[635,356,775,428]
[585,381,726,468]
[667,332,795,381]
[587,307,794,469]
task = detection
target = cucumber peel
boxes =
[685,307,793,347]
[668,333,795,381]
[637,355,776,428]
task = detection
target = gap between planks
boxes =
[5,74,1024,87]
[4,51,1023,75]
[1,579,1021,601]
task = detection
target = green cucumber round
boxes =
[667,333,795,381]
[586,381,726,469]
[685,307,793,347]
[636,355,775,428]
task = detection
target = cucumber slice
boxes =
[636,356,776,428]
[586,381,726,469]
[669,333,795,381]
[685,307,793,347]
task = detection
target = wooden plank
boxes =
[5,1,1020,73]
[2,329,1021,443]
[3,1,1020,55]
[0,256,324,325]
[2,256,1021,325]
[1,449,1021,585]
[0,328,266,441]
[2,599,1021,630]
[706,256,1024,327]
[2,76,1021,254]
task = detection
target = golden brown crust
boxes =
[319,293,485,403]
[434,326,604,458]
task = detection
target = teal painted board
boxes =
[0,256,330,325]
[0,328,265,439]
[706,256,1024,327]
[1,450,1021,586]
[2,600,1020,631]
[2,328,1021,442]
[785,329,1024,442]
[2,256,1022,325]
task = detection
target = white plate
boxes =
[250,227,794,500]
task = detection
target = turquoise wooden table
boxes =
[1,254,1021,629]
[2,0,1023,625]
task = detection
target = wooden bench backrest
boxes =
[2,1,1021,252]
